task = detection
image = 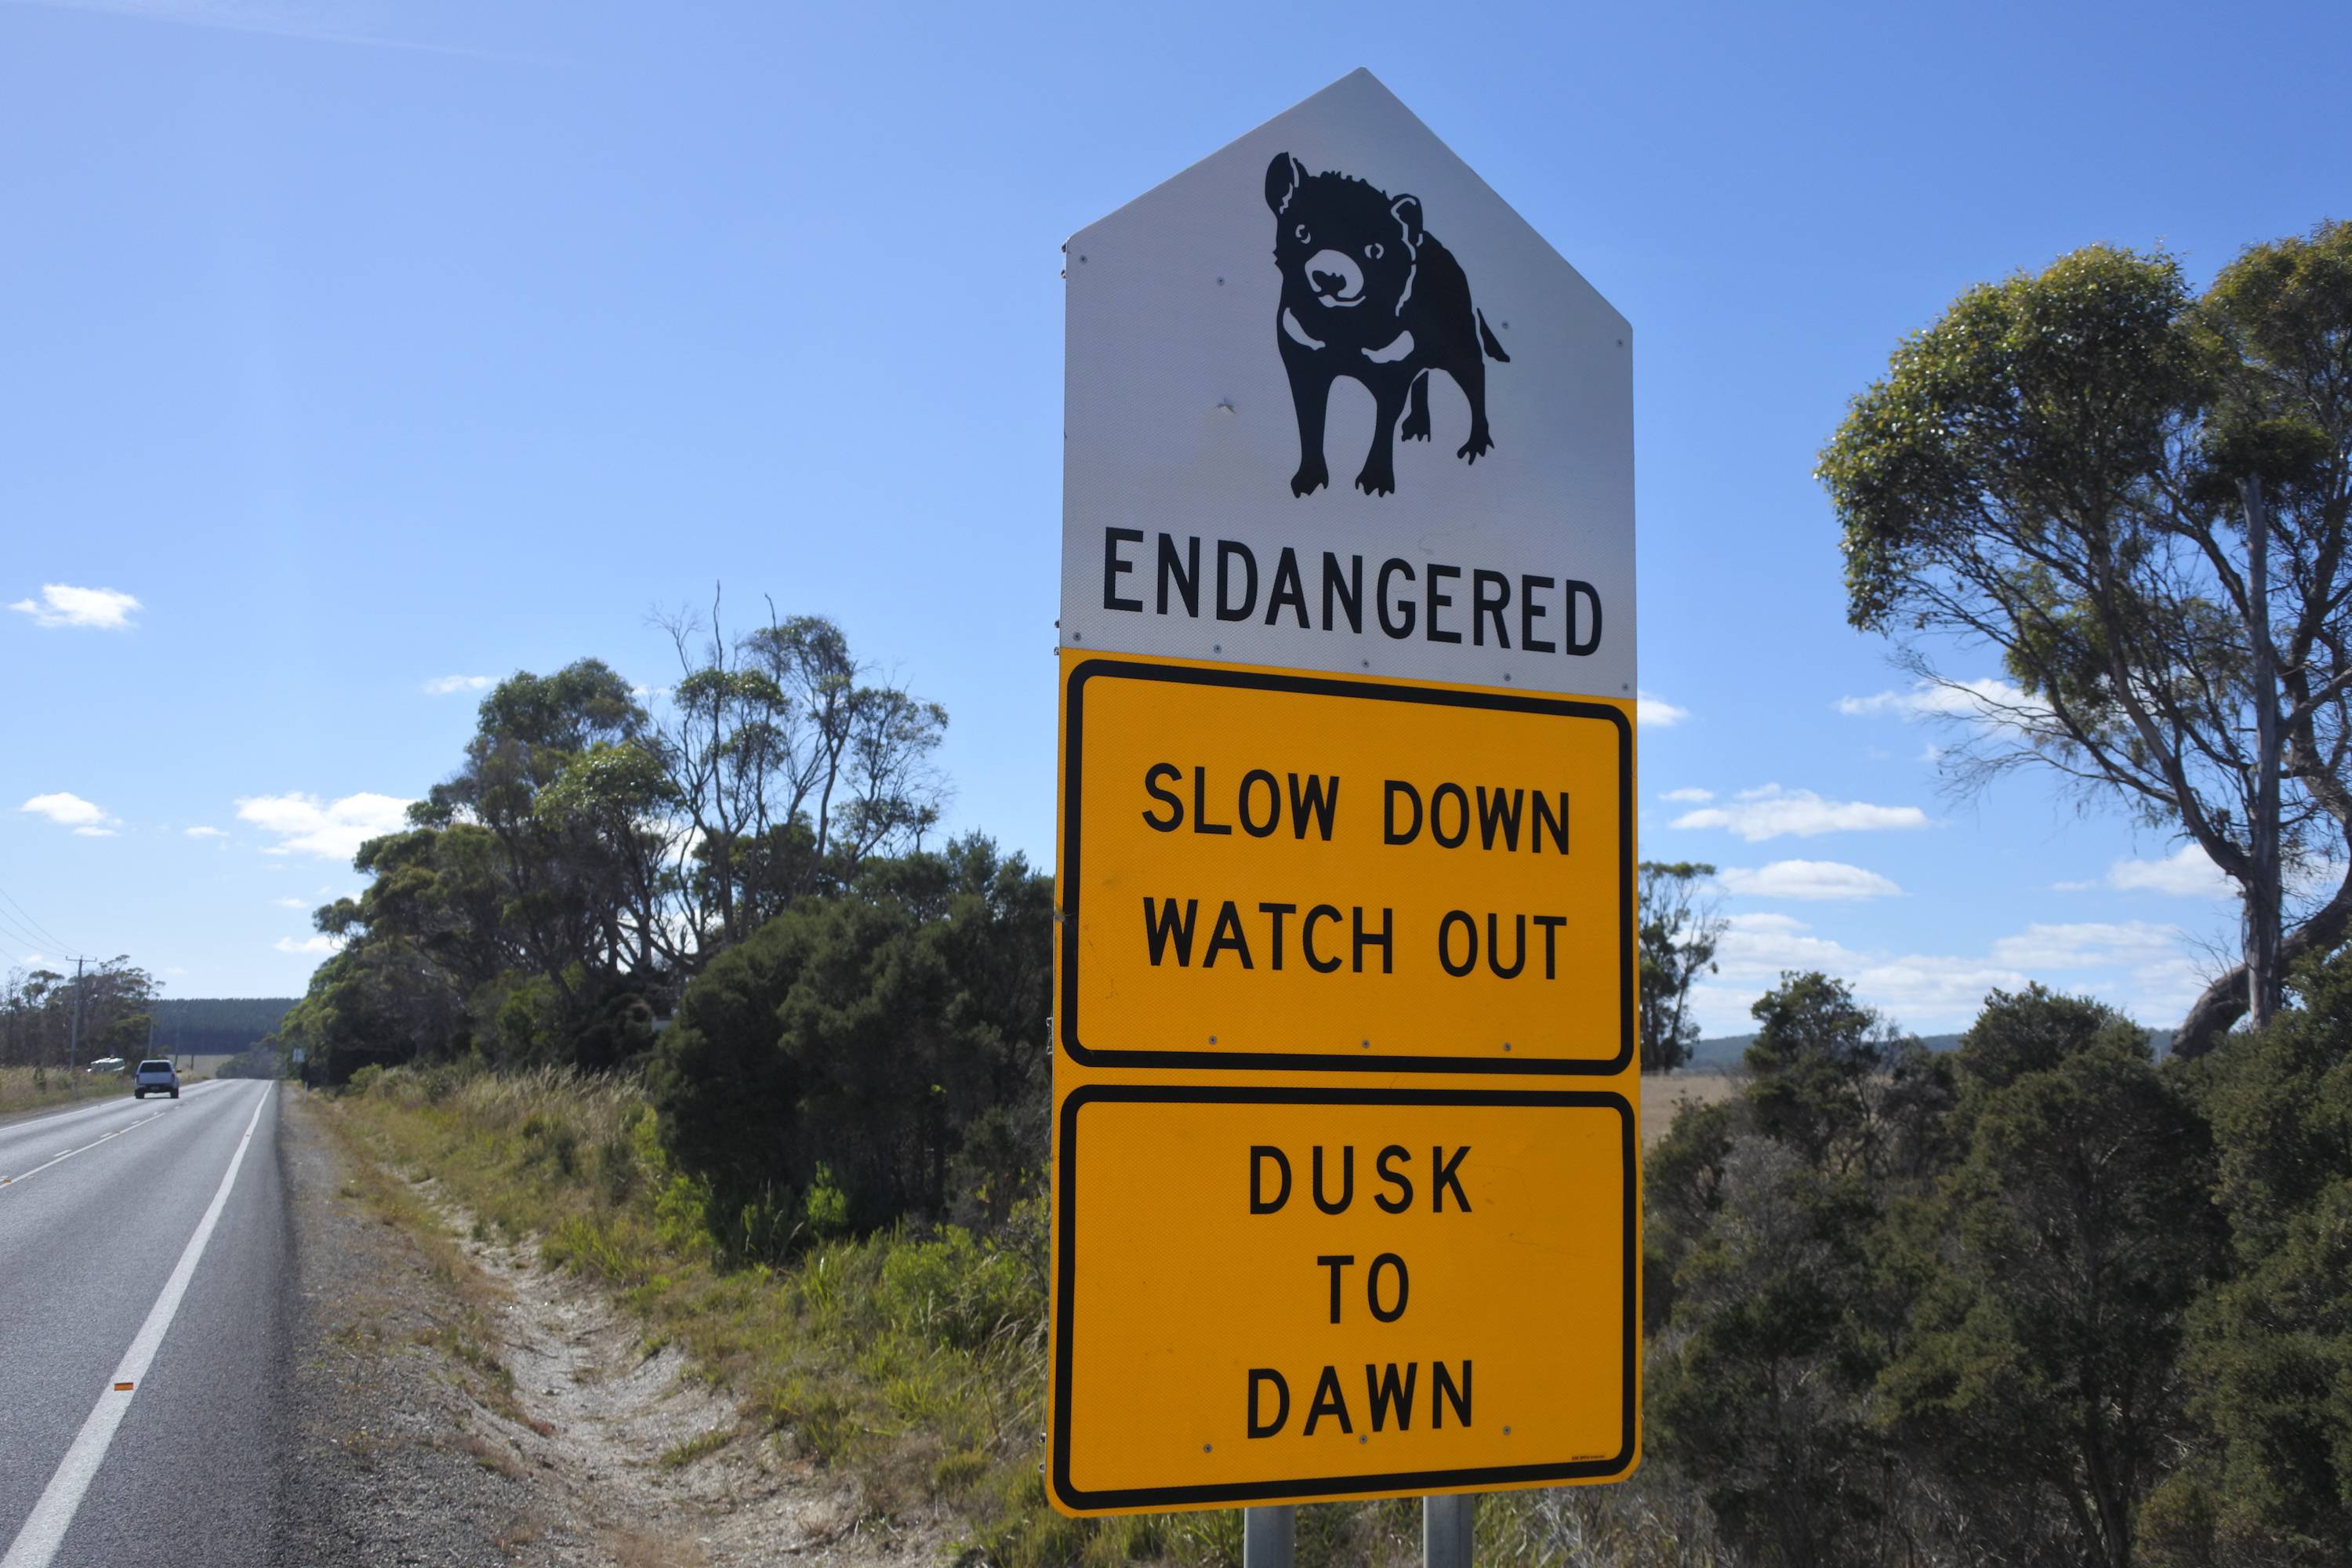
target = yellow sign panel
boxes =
[1049,1087,1638,1512]
[1058,655,1633,1073]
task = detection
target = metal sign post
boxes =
[1425,1494,1475,1568]
[1047,70,1641,1535]
[1243,1504,1295,1568]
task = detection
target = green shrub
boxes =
[647,838,1051,1256]
[877,1226,1038,1351]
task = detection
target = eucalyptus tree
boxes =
[1820,224,2352,1054]
[652,596,947,958]
[1637,859,1725,1073]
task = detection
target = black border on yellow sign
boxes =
[1059,657,1635,1075]
[1051,1083,1639,1511]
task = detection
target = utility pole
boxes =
[66,956,85,1069]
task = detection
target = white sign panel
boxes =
[1061,70,1634,699]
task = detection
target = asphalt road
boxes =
[0,1079,288,1568]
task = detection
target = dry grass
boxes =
[0,1065,123,1118]
[1640,1073,1740,1149]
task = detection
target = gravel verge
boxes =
[272,1090,933,1567]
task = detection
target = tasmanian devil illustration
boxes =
[1264,152,1509,498]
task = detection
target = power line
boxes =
[0,905,67,960]
[0,913,60,960]
[0,880,89,961]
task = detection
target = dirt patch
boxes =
[440,1202,945,1566]
[280,1091,945,1566]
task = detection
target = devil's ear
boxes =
[1389,194,1424,247]
[1265,152,1307,216]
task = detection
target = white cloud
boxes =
[1637,691,1687,728]
[1851,954,2034,1019]
[1672,784,1930,842]
[1838,677,2047,728]
[1687,911,2223,1037]
[274,896,310,909]
[1711,912,1864,982]
[185,825,226,839]
[20,792,120,837]
[1659,787,1714,804]
[2127,955,2217,1018]
[273,934,345,956]
[2107,845,2233,899]
[7,583,141,630]
[236,791,413,859]
[1719,860,1903,901]
[423,674,495,695]
[1988,920,2186,969]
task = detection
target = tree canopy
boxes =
[1819,223,2352,1052]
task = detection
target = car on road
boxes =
[132,1059,180,1099]
[86,1055,126,1075]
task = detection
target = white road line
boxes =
[0,1081,227,1143]
[0,1112,169,1189]
[0,1084,273,1568]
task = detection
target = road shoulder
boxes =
[275,1087,592,1566]
[274,1090,883,1568]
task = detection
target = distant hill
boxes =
[1676,1032,1962,1073]
[1675,1024,2172,1074]
[151,998,297,1057]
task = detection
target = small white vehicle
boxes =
[132,1059,180,1099]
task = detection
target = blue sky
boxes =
[2,0,2343,1034]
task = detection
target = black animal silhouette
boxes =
[1264,152,1509,498]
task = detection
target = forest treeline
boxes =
[2,958,155,1066]
[152,997,294,1055]
[1,971,298,1068]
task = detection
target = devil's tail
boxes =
[1477,309,1510,363]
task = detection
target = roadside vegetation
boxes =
[2,957,159,1078]
[0,1063,122,1117]
[277,219,2351,1567]
[323,1060,1738,1565]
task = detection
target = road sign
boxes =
[1052,1086,1636,1511]
[1060,69,1633,695]
[1058,656,1632,1073]
[1051,70,1640,1516]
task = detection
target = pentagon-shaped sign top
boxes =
[1061,68,1633,701]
